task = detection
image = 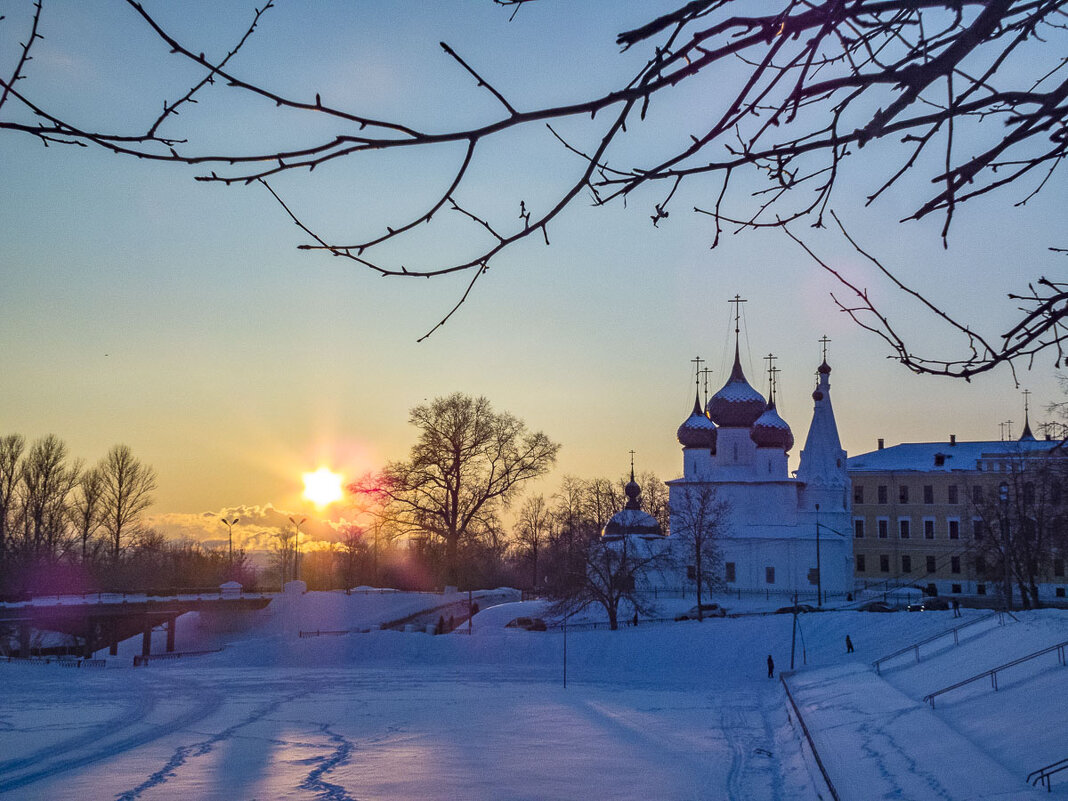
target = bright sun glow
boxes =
[302,467,344,507]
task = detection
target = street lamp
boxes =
[220,517,239,568]
[289,517,306,583]
[999,482,1012,611]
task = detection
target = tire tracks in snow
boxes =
[113,686,312,800]
[0,675,224,794]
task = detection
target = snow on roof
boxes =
[848,438,1058,473]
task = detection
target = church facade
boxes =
[665,339,855,600]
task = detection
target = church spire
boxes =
[1020,389,1036,441]
[796,341,848,488]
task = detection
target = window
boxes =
[1055,559,1065,578]
[926,583,937,595]
[878,518,889,539]
[976,556,986,574]
[948,520,960,540]
[880,554,890,573]
[854,519,865,538]
[948,485,959,504]
[899,518,911,539]
[926,555,937,574]
[1057,587,1066,599]
[686,564,696,581]
[923,485,934,504]
[923,519,934,539]
[972,485,983,503]
[973,518,984,541]
[901,555,912,573]
[854,485,864,504]
[765,566,775,585]
[1024,482,1036,505]
[878,485,888,504]
[977,583,986,596]
[856,554,866,572]
[951,556,961,574]
[899,485,909,504]
[725,562,736,583]
[951,584,962,594]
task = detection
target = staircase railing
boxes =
[872,611,1013,674]
[1027,756,1068,792]
[922,639,1068,708]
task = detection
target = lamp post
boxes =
[220,517,239,568]
[999,482,1012,611]
[815,503,822,607]
[289,516,306,583]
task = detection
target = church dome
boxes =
[750,401,794,451]
[818,360,832,375]
[602,473,663,538]
[677,392,717,449]
[707,348,766,428]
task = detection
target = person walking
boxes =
[952,599,961,618]
[767,654,775,678]
[632,611,639,628]
[846,634,854,654]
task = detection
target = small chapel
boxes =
[665,305,854,599]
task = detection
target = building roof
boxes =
[847,438,1059,473]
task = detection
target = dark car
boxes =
[775,604,818,614]
[907,597,950,612]
[504,616,548,631]
[675,603,727,621]
[858,601,896,613]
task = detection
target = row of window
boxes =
[854,483,971,505]
[856,555,1067,577]
[854,517,969,539]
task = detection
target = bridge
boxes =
[0,590,273,659]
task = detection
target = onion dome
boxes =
[602,471,663,537]
[751,400,794,451]
[707,346,766,427]
[677,391,717,448]
[818,360,831,375]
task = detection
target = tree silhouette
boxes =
[3,1,1066,366]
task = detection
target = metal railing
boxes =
[1,655,105,668]
[872,611,1013,674]
[780,673,841,801]
[922,639,1068,707]
[1028,756,1068,792]
[133,648,222,667]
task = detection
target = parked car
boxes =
[504,616,547,631]
[858,601,896,613]
[675,603,727,621]
[774,604,818,614]
[907,597,950,612]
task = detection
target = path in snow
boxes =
[0,666,820,801]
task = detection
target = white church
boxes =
[603,316,855,600]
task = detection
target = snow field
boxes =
[1,592,1066,800]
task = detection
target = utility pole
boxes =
[999,483,1013,611]
[815,503,822,607]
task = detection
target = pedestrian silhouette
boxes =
[846,634,854,653]
[767,654,775,678]
[632,611,638,628]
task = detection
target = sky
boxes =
[1,0,1065,552]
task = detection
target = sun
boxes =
[302,467,344,507]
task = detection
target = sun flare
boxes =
[302,467,344,507]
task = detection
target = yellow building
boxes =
[847,427,1067,602]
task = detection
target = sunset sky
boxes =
[1,1,1063,552]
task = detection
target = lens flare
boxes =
[302,467,344,507]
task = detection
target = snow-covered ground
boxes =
[1,590,1065,800]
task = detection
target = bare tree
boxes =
[70,466,105,562]
[670,484,730,618]
[272,527,296,589]
[969,449,1068,609]
[4,2,1066,365]
[514,494,553,590]
[0,435,24,566]
[353,393,559,586]
[98,445,157,562]
[558,533,671,631]
[18,435,78,560]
